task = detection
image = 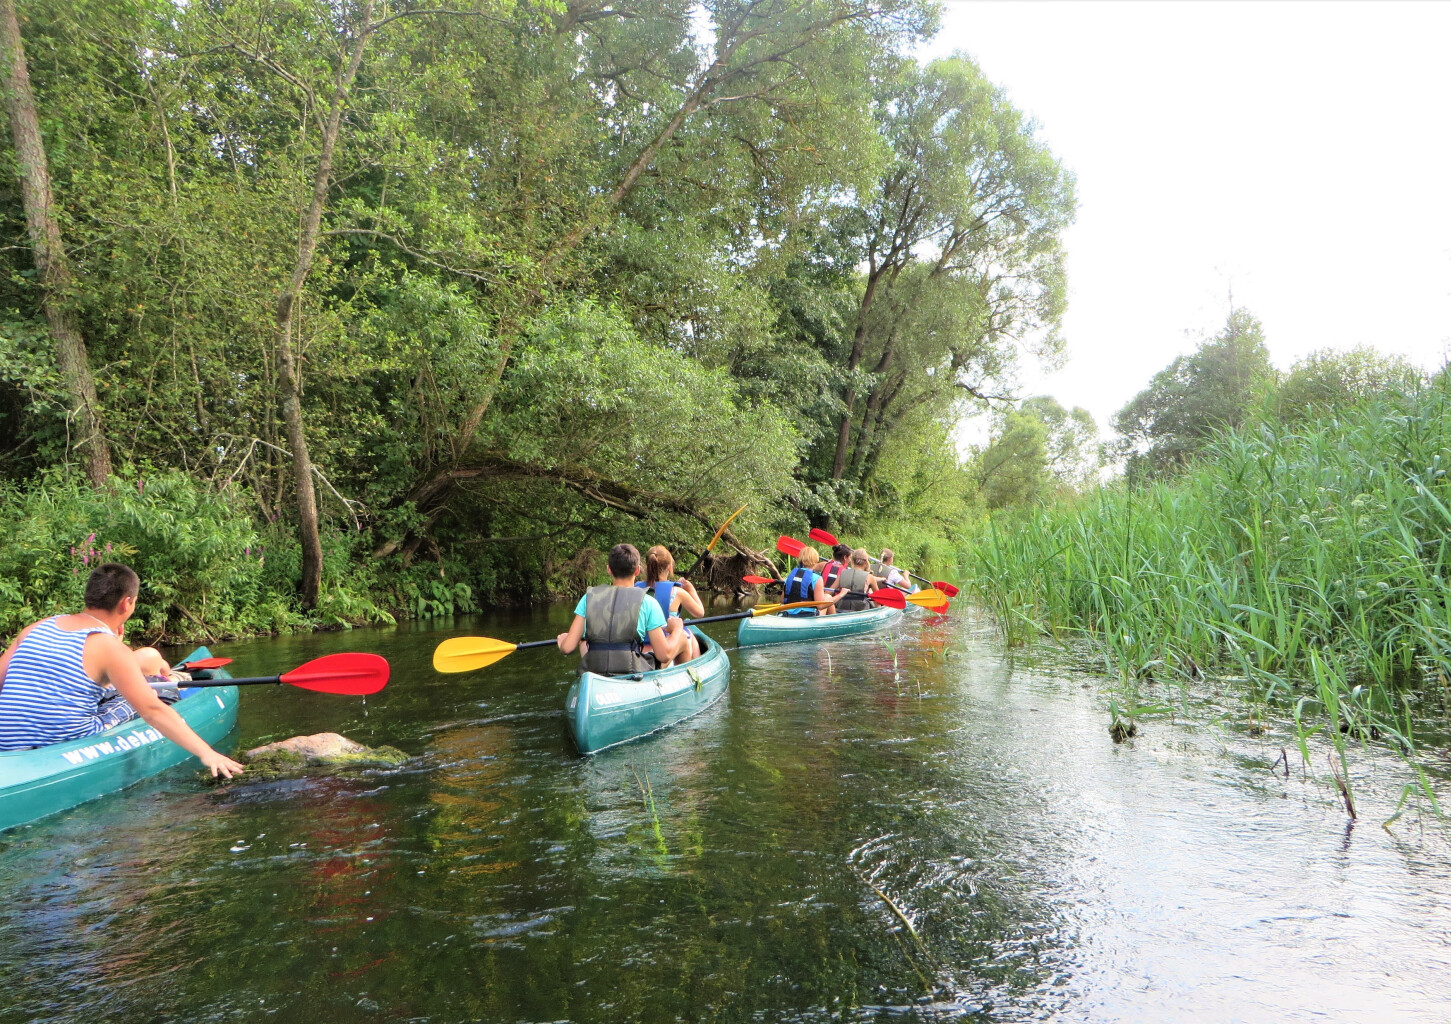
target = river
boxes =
[0,605,1448,1022]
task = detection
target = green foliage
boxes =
[0,0,1079,631]
[973,396,1099,509]
[966,383,1451,760]
[1274,346,1425,422]
[1113,309,1276,481]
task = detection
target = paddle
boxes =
[433,594,880,674]
[178,657,231,671]
[852,586,952,611]
[684,503,749,576]
[153,653,390,695]
[805,528,960,598]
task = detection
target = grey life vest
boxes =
[835,566,871,612]
[581,585,655,676]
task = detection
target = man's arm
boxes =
[92,634,244,778]
[557,615,586,654]
[0,622,39,693]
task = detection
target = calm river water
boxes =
[1,605,1450,1023]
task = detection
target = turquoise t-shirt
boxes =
[574,589,668,642]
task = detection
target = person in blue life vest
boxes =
[557,543,672,675]
[780,546,846,617]
[0,562,245,777]
[636,545,705,666]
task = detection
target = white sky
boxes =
[927,0,1451,431]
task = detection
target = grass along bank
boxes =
[962,389,1451,815]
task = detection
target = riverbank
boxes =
[961,389,1451,790]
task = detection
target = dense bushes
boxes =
[0,472,394,641]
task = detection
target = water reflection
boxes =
[0,607,1448,1022]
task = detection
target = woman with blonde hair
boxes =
[636,545,705,665]
[833,548,885,612]
[780,545,844,617]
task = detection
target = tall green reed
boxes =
[964,388,1451,810]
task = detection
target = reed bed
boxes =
[963,389,1451,810]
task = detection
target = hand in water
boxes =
[201,750,245,778]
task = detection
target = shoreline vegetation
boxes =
[0,1,1060,643]
[965,381,1451,818]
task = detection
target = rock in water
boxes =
[210,732,410,781]
[246,732,367,761]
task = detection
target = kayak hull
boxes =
[736,603,903,647]
[0,646,239,832]
[566,628,730,754]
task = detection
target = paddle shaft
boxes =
[151,676,276,688]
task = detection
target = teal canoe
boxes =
[736,603,902,647]
[0,646,239,832]
[566,628,730,754]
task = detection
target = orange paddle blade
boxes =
[742,575,778,585]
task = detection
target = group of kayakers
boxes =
[780,544,913,616]
[0,562,245,777]
[0,538,916,768]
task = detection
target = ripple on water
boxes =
[2,610,1451,1022]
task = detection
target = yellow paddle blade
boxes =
[906,588,950,610]
[432,636,519,673]
[753,599,832,615]
[705,503,748,552]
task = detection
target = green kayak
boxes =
[736,603,902,647]
[566,628,730,754]
[0,646,239,832]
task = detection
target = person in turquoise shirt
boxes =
[557,543,670,674]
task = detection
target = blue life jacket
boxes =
[782,567,819,616]
[635,580,678,618]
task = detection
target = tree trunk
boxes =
[0,0,111,487]
[831,264,889,479]
[275,0,373,608]
[848,329,900,479]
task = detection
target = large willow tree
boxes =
[0,0,1078,612]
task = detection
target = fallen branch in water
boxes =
[1328,752,1357,819]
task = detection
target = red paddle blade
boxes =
[741,575,778,585]
[776,535,805,557]
[807,528,839,546]
[932,582,961,598]
[868,588,906,609]
[180,657,232,670]
[279,653,390,695]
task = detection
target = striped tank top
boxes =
[0,618,135,750]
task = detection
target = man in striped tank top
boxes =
[0,563,244,777]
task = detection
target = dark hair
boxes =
[644,545,674,585]
[832,543,851,561]
[84,562,140,611]
[607,543,641,579]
